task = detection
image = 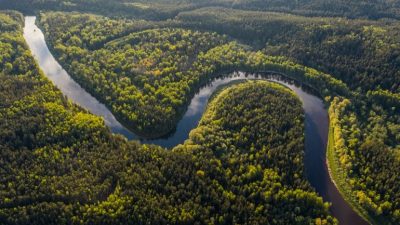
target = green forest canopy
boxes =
[0,11,336,224]
[37,10,400,224]
[1,0,400,20]
[0,0,399,223]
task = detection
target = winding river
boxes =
[23,16,368,225]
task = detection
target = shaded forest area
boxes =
[1,0,400,20]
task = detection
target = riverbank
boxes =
[24,15,368,224]
[326,123,390,225]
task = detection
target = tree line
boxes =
[2,0,400,20]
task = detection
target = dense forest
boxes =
[39,12,231,136]
[177,7,400,94]
[0,0,400,224]
[39,11,350,137]
[0,11,336,224]
[37,10,400,225]
[1,0,400,20]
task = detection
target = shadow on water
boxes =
[23,16,368,225]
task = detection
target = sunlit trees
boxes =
[39,12,351,137]
[2,4,400,224]
[0,11,336,224]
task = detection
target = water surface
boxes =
[23,16,368,225]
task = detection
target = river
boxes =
[23,16,368,225]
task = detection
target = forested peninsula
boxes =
[0,0,399,224]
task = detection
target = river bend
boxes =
[23,16,367,225]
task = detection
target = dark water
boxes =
[24,16,368,225]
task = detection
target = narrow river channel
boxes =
[23,16,368,225]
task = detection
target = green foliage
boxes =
[177,11,400,223]
[2,0,400,20]
[181,81,307,188]
[177,7,400,94]
[0,0,199,20]
[0,11,336,224]
[328,97,400,224]
[39,12,349,137]
[32,9,400,224]
[40,12,231,136]
[173,81,337,224]
[1,2,400,224]
[38,12,172,50]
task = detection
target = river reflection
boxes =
[140,71,321,148]
[24,16,129,136]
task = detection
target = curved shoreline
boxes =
[326,125,380,225]
[23,16,368,225]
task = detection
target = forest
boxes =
[38,11,350,137]
[1,0,400,20]
[0,0,400,224]
[0,11,336,224]
[177,7,400,94]
[37,9,400,225]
